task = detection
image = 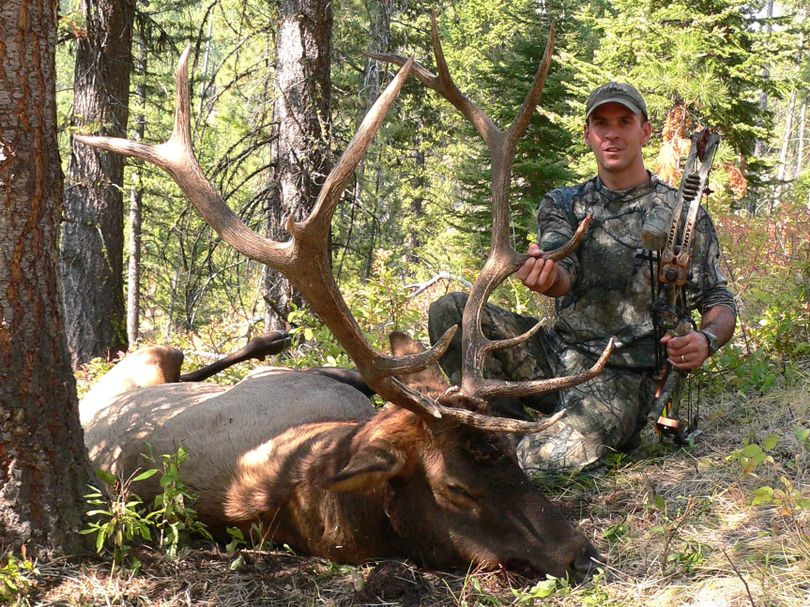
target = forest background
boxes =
[1,0,808,604]
[55,0,809,381]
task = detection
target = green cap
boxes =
[585,82,648,120]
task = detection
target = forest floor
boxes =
[15,372,810,607]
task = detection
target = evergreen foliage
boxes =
[55,0,808,363]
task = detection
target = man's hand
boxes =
[660,331,710,371]
[663,306,736,371]
[516,243,571,297]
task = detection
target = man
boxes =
[428,83,737,472]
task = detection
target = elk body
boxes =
[82,333,599,580]
[81,362,377,516]
[79,331,291,424]
[77,15,613,581]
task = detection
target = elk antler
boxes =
[374,13,613,404]
[75,48,454,420]
[76,38,609,434]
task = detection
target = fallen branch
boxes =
[721,547,756,607]
[405,271,473,298]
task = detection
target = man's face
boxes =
[583,103,651,177]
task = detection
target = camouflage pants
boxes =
[428,292,655,472]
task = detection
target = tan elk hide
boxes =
[82,364,376,513]
[80,332,290,424]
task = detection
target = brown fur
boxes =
[221,404,599,580]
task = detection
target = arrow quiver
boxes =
[647,128,720,444]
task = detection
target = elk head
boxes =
[346,332,601,579]
[75,14,612,580]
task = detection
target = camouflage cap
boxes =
[585,82,648,121]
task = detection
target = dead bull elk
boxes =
[77,15,613,581]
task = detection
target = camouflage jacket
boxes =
[538,174,737,369]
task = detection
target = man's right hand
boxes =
[516,243,571,296]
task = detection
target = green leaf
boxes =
[132,468,159,483]
[751,486,774,506]
[528,577,559,598]
[602,522,628,540]
[95,469,117,486]
[95,527,107,553]
[762,434,779,451]
[740,444,763,458]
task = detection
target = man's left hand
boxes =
[660,331,710,371]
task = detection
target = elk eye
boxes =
[446,483,475,502]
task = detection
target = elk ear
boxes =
[388,330,423,356]
[322,442,405,493]
[388,331,449,398]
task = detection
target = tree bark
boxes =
[775,87,797,206]
[127,27,147,346]
[264,0,332,330]
[359,0,393,280]
[797,99,806,179]
[751,0,773,215]
[0,0,94,555]
[60,0,135,366]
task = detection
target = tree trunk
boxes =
[127,27,147,346]
[0,0,95,556]
[60,0,135,367]
[797,99,806,178]
[792,20,806,181]
[264,0,332,330]
[751,0,773,215]
[775,87,797,207]
[357,0,393,281]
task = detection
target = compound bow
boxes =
[650,128,721,444]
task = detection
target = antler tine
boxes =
[431,404,569,435]
[479,338,615,400]
[482,213,592,365]
[486,319,546,353]
[171,46,194,149]
[411,338,613,434]
[377,325,458,375]
[75,47,281,268]
[371,14,501,148]
[426,12,501,148]
[505,23,555,152]
[294,57,415,244]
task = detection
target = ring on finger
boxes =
[680,355,685,362]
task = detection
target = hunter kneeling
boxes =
[429,83,737,472]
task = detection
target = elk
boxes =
[77,15,614,581]
[79,331,291,424]
[81,331,376,424]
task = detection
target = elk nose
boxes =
[571,550,601,583]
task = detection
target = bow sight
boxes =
[644,128,721,444]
